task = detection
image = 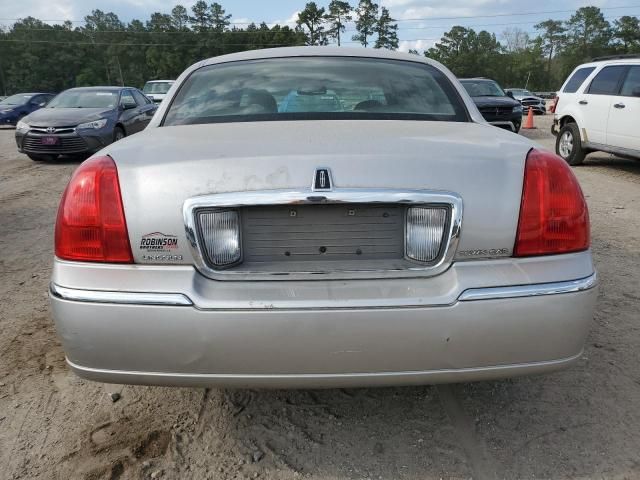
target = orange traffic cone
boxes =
[523,107,535,129]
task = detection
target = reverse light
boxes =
[55,156,133,263]
[405,206,448,263]
[198,210,241,267]
[514,149,589,257]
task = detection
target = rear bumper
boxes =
[50,270,597,388]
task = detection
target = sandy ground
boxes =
[0,116,639,480]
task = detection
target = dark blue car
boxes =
[0,93,55,126]
[15,86,157,161]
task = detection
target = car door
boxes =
[606,65,640,152]
[131,89,156,130]
[578,65,628,145]
[118,89,142,134]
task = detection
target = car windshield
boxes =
[0,94,33,106]
[143,82,173,94]
[163,57,468,126]
[47,90,118,109]
[461,80,506,97]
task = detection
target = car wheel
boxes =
[556,123,586,166]
[113,127,126,142]
[27,153,58,162]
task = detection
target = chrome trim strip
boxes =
[458,273,597,302]
[183,188,463,281]
[50,284,193,306]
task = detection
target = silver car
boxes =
[50,48,597,388]
[506,88,547,114]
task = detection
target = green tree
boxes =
[534,19,566,76]
[613,16,640,52]
[296,2,328,46]
[210,3,231,32]
[374,6,398,49]
[190,1,212,32]
[171,5,190,30]
[326,1,352,46]
[352,0,378,48]
[565,6,611,60]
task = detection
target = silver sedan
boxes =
[50,47,596,388]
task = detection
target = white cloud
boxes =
[398,38,435,53]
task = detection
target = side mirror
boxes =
[506,91,514,99]
[122,102,137,110]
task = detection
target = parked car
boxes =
[505,88,547,114]
[459,78,523,132]
[50,47,596,389]
[142,80,175,103]
[15,86,157,161]
[0,92,55,126]
[552,55,640,165]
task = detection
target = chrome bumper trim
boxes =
[458,273,597,302]
[50,283,193,306]
[51,273,596,309]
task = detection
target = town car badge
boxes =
[312,167,332,191]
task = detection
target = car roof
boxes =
[145,80,175,83]
[196,46,445,70]
[575,58,640,69]
[459,78,496,82]
[65,86,135,92]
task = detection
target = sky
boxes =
[1,0,639,51]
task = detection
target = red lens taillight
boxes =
[550,95,559,113]
[514,149,589,257]
[55,155,133,263]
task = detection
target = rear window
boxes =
[563,67,596,93]
[620,66,640,97]
[588,66,628,95]
[163,57,468,126]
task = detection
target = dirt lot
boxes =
[1,116,639,480]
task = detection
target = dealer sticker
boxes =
[139,232,179,252]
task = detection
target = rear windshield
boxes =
[563,67,596,93]
[47,90,118,109]
[143,82,173,94]
[163,57,468,125]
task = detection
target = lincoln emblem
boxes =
[312,168,332,191]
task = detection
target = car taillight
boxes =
[55,155,133,263]
[514,148,589,257]
[550,95,559,113]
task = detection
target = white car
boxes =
[552,55,640,165]
[142,80,175,103]
[50,48,596,388]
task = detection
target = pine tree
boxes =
[352,0,378,48]
[326,1,352,46]
[374,7,398,50]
